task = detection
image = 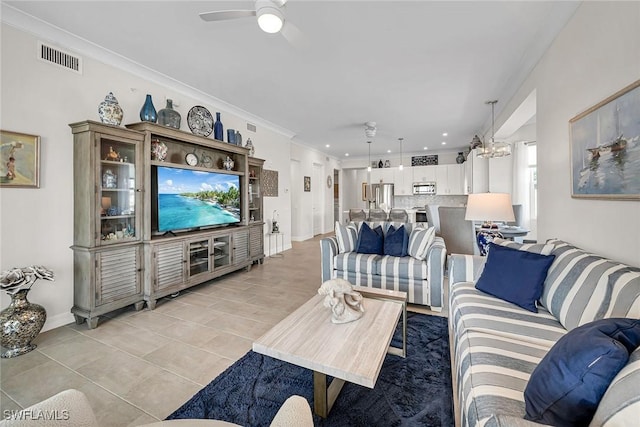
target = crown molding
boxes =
[1,3,297,140]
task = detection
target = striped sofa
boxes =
[320,221,447,310]
[448,238,640,427]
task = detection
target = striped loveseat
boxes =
[320,221,447,310]
[448,238,640,427]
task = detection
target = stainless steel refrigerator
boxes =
[370,183,394,209]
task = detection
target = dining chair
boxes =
[438,206,478,255]
[368,208,388,221]
[348,209,367,222]
[388,208,409,222]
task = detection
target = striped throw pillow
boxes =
[589,346,640,427]
[335,221,358,253]
[407,227,436,260]
[540,242,640,331]
[493,237,554,255]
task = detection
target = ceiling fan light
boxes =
[257,7,284,33]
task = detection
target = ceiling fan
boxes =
[199,0,304,46]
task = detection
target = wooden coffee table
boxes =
[253,288,407,418]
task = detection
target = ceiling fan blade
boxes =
[280,21,308,49]
[199,10,256,22]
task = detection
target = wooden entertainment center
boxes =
[70,120,265,328]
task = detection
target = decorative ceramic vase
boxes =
[378,159,384,168]
[384,160,391,168]
[158,99,181,129]
[456,152,465,164]
[139,94,157,123]
[227,129,236,145]
[245,138,255,157]
[214,112,224,141]
[98,92,123,126]
[150,138,168,161]
[223,155,234,171]
[0,289,47,358]
[235,131,242,145]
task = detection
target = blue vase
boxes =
[214,112,223,141]
[140,94,157,123]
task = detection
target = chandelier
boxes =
[477,100,511,159]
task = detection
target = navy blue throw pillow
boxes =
[524,318,640,427]
[475,243,555,313]
[384,225,408,257]
[355,222,384,254]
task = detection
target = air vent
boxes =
[246,123,257,132]
[37,41,82,74]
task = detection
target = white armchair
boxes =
[0,390,313,427]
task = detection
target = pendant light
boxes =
[398,137,404,170]
[367,140,372,172]
[477,100,511,159]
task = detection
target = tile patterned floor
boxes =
[0,235,446,426]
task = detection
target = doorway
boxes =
[312,163,323,236]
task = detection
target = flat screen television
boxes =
[153,165,241,233]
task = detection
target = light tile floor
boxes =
[0,235,446,426]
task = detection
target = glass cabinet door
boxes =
[248,165,262,222]
[188,239,210,277]
[98,135,140,244]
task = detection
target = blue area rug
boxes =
[167,313,453,426]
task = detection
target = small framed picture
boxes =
[0,130,40,188]
[304,176,311,192]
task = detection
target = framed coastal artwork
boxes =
[0,130,40,188]
[570,79,640,200]
[303,176,311,192]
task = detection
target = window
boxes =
[527,144,537,220]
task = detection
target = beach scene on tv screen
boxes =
[157,166,240,232]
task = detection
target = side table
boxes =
[267,232,284,258]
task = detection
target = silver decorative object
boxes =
[97,92,124,126]
[223,155,234,171]
[0,290,46,358]
[245,138,255,157]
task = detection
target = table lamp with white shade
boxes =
[465,193,515,255]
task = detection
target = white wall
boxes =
[495,1,640,266]
[0,22,302,330]
[289,142,340,240]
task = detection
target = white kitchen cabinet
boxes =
[370,167,394,184]
[436,164,465,195]
[464,149,488,194]
[393,167,413,195]
[412,166,437,183]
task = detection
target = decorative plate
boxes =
[187,106,214,137]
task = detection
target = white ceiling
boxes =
[4,1,579,159]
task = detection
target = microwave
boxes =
[413,182,436,195]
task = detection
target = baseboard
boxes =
[291,234,313,242]
[42,312,75,333]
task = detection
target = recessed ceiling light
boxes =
[345,153,349,156]
[387,149,391,153]
[442,132,448,137]
[423,147,428,150]
[441,142,447,145]
[325,144,330,148]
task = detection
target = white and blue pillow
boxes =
[407,227,435,261]
[335,221,358,253]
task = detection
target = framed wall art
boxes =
[303,176,311,192]
[263,169,278,197]
[411,155,438,166]
[570,79,640,199]
[0,130,40,188]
